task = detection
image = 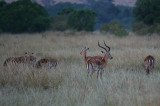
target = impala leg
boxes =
[97,70,99,79]
[87,64,92,77]
[87,71,90,77]
[146,68,150,75]
[100,70,103,80]
[90,69,94,78]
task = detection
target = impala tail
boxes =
[54,61,58,68]
[35,60,43,68]
[3,60,7,66]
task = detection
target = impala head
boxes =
[98,41,113,60]
[80,47,89,55]
[30,53,36,62]
[25,52,36,64]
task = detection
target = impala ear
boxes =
[25,52,28,55]
[101,51,104,53]
[31,53,34,55]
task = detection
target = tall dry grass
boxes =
[0,31,160,106]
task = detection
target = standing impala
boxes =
[144,55,155,74]
[88,41,113,79]
[80,41,113,79]
[80,47,94,75]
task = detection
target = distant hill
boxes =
[5,0,136,7]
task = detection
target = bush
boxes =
[51,15,69,31]
[114,28,129,37]
[155,24,160,34]
[67,9,96,31]
[30,16,51,32]
[99,20,128,37]
[131,22,154,35]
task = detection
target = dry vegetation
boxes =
[0,31,160,106]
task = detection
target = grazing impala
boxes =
[88,41,113,79]
[144,55,155,74]
[3,52,36,67]
[36,57,58,69]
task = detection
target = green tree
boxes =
[57,7,76,15]
[0,0,51,33]
[0,0,6,9]
[100,20,128,37]
[51,7,76,31]
[67,9,96,31]
[133,0,160,25]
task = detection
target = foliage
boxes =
[67,9,96,31]
[51,15,69,31]
[155,24,160,34]
[100,20,128,37]
[133,0,160,25]
[57,7,76,15]
[46,1,134,30]
[30,16,51,32]
[0,0,6,9]
[0,0,51,33]
[131,22,155,35]
[51,7,76,31]
[52,7,96,31]
[46,2,85,16]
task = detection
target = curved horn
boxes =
[103,40,110,51]
[98,41,108,52]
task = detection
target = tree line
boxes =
[0,0,160,35]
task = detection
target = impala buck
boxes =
[80,41,113,79]
[144,55,155,74]
[36,57,58,69]
[3,52,36,67]
[87,41,113,79]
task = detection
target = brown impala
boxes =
[3,52,36,67]
[80,47,104,76]
[80,47,92,73]
[80,41,113,79]
[88,41,113,79]
[144,55,155,74]
[36,57,58,69]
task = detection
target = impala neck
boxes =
[83,51,87,61]
[104,52,108,62]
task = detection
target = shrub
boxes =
[99,20,128,37]
[51,15,69,31]
[67,9,96,31]
[155,24,160,34]
[131,22,154,35]
[114,28,129,37]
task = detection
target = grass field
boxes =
[0,31,160,106]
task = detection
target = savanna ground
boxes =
[0,31,160,106]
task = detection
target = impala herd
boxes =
[3,52,57,69]
[3,41,155,78]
